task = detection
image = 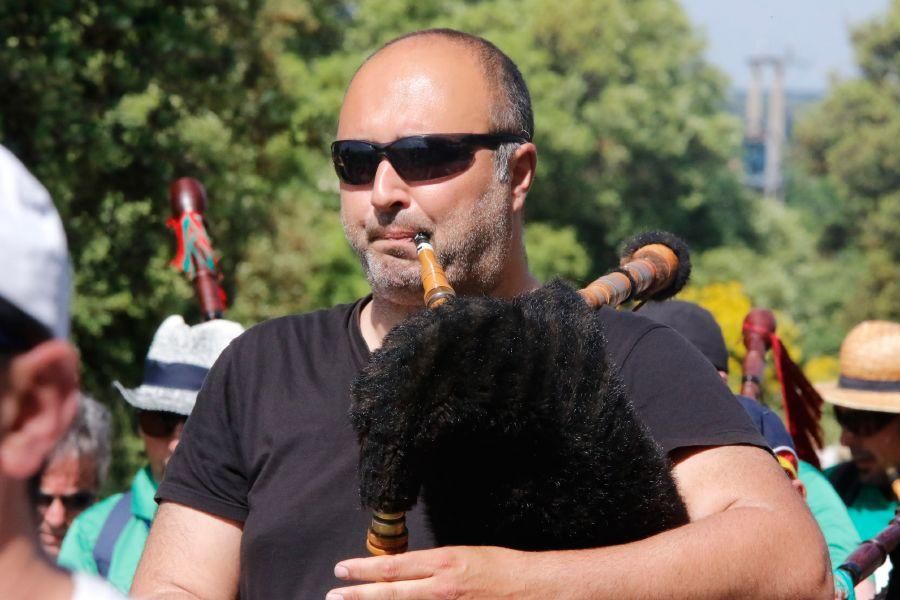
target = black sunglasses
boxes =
[138,410,187,438]
[834,406,897,437]
[35,491,96,513]
[331,133,529,185]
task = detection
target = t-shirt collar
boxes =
[348,295,373,369]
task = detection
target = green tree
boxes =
[246,0,755,304]
[795,0,900,324]
[0,0,757,487]
[0,0,350,488]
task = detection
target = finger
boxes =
[326,579,435,600]
[335,552,439,583]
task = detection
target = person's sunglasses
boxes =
[35,491,95,513]
[138,410,187,438]
[834,406,897,437]
[331,133,529,185]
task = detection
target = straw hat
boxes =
[114,315,244,415]
[817,320,900,413]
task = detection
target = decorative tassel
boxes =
[744,322,824,468]
[166,210,228,311]
[166,211,217,278]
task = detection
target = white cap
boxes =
[0,145,71,339]
[114,315,245,415]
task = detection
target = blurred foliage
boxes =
[690,197,861,359]
[524,223,592,284]
[2,0,886,488]
[794,0,900,326]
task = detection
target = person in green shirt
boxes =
[58,314,244,593]
[641,300,873,599]
[818,320,900,596]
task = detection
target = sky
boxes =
[680,0,891,93]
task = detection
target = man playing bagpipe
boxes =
[132,29,831,599]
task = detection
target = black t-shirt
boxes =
[158,298,765,599]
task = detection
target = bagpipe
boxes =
[741,310,900,595]
[740,308,824,469]
[351,231,693,556]
[166,177,227,320]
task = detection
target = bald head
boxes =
[340,34,493,142]
[351,29,533,141]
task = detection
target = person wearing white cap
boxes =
[821,320,900,595]
[0,144,123,599]
[57,314,243,593]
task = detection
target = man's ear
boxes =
[0,340,79,480]
[508,142,537,213]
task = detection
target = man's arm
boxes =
[130,501,242,599]
[328,445,832,599]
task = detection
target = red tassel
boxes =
[769,333,825,468]
[742,322,824,468]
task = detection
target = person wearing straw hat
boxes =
[57,314,243,594]
[0,144,123,599]
[820,321,900,594]
[640,300,874,599]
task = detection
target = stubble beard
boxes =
[343,181,513,306]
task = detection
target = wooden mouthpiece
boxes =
[415,233,456,309]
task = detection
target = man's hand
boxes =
[327,546,538,600]
[327,445,832,600]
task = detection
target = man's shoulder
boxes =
[233,299,365,348]
[595,306,668,362]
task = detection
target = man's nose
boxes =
[44,497,67,527]
[370,159,411,212]
[840,428,857,447]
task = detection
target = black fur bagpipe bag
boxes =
[350,280,689,551]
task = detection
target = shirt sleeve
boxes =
[799,460,862,568]
[618,326,768,455]
[156,343,250,522]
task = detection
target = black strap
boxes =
[610,267,639,303]
[839,375,900,392]
[93,492,133,579]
